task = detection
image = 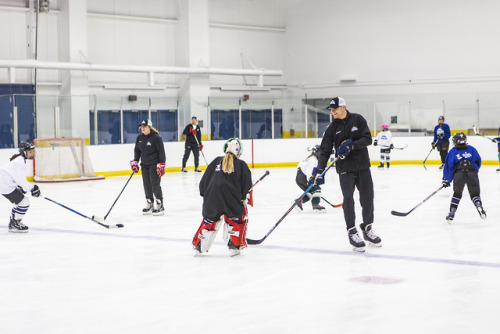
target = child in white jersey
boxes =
[374,123,394,168]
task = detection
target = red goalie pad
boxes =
[223,204,249,249]
[192,218,217,248]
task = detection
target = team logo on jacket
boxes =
[351,126,358,132]
[215,164,221,171]
[147,142,151,146]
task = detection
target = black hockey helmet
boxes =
[18,141,35,158]
[311,145,321,155]
[452,132,467,146]
[438,116,445,121]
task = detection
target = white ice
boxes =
[1,165,499,334]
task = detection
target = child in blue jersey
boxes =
[442,132,485,222]
[493,126,500,172]
[432,116,451,169]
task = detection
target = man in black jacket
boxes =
[312,97,381,252]
[182,116,203,172]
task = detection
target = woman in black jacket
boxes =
[130,119,166,215]
[192,138,252,257]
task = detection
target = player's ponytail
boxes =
[150,126,159,134]
[10,153,22,161]
[222,152,234,174]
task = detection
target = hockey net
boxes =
[34,138,105,182]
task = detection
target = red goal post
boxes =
[33,137,105,183]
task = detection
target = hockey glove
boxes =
[431,142,437,149]
[157,162,166,177]
[390,144,394,150]
[373,140,378,146]
[130,160,140,173]
[309,167,325,186]
[493,137,500,143]
[31,185,41,197]
[337,139,353,159]
[199,144,203,151]
[442,177,450,188]
[190,128,197,136]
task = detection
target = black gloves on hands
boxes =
[442,178,450,188]
[31,185,41,197]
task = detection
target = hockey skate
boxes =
[312,204,326,212]
[9,217,28,233]
[377,163,384,169]
[439,163,445,170]
[361,224,382,247]
[195,168,202,172]
[475,204,487,220]
[152,199,165,216]
[496,167,500,172]
[348,227,365,252]
[228,240,241,257]
[193,242,202,256]
[446,207,456,223]
[386,162,390,168]
[142,199,153,215]
[182,167,188,173]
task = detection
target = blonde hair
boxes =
[222,152,235,174]
[150,126,159,134]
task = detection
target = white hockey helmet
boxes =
[223,138,242,158]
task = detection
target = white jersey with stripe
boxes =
[376,130,393,148]
[0,156,31,195]
[297,155,318,179]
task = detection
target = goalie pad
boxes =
[192,218,222,253]
[222,204,249,250]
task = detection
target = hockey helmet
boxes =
[452,132,467,146]
[223,138,243,158]
[18,141,35,158]
[438,116,445,121]
[381,123,389,130]
[311,145,321,155]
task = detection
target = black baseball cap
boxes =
[326,97,346,110]
[140,119,152,127]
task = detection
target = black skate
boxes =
[446,207,456,223]
[439,164,445,170]
[195,168,202,172]
[361,224,381,247]
[194,242,202,255]
[228,240,241,257]
[312,204,326,212]
[348,227,366,252]
[153,199,165,216]
[475,205,487,220]
[142,199,153,215]
[182,167,188,173]
[496,167,500,172]
[9,217,28,233]
[377,163,384,169]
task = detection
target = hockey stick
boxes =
[390,185,444,217]
[42,196,124,229]
[193,135,209,166]
[422,145,435,170]
[247,158,337,245]
[472,125,497,143]
[92,171,134,222]
[251,170,270,190]
[320,197,343,208]
[392,144,408,150]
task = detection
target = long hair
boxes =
[150,126,159,134]
[10,153,23,161]
[222,152,235,174]
[306,152,318,160]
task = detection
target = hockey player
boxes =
[493,126,500,172]
[295,145,325,212]
[442,132,486,222]
[0,142,41,232]
[193,138,252,257]
[312,97,381,252]
[373,123,393,168]
[181,116,203,172]
[432,116,451,169]
[131,119,166,215]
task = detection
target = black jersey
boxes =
[199,156,252,221]
[317,111,372,173]
[182,124,202,146]
[133,131,166,166]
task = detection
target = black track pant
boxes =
[339,168,374,231]
[450,170,480,210]
[295,169,321,205]
[182,144,200,168]
[142,165,162,202]
[437,140,450,164]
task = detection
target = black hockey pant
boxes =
[142,165,163,202]
[182,144,200,168]
[339,168,374,231]
[450,170,481,210]
[295,169,321,205]
[437,140,449,164]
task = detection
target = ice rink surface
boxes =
[1,164,499,334]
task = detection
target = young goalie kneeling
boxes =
[192,138,252,256]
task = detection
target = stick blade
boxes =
[391,210,409,217]
[246,238,261,245]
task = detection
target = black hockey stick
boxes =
[320,197,343,208]
[93,171,134,221]
[391,185,444,217]
[247,159,337,245]
[422,145,435,170]
[251,170,270,190]
[472,125,497,143]
[43,196,124,229]
[392,144,408,150]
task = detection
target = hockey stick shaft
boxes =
[320,197,343,208]
[102,171,134,220]
[422,146,434,170]
[391,185,444,217]
[250,170,270,190]
[42,196,124,229]
[193,135,209,165]
[472,125,496,142]
[392,145,408,150]
[247,159,337,245]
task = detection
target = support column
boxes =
[175,0,210,137]
[58,0,90,140]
